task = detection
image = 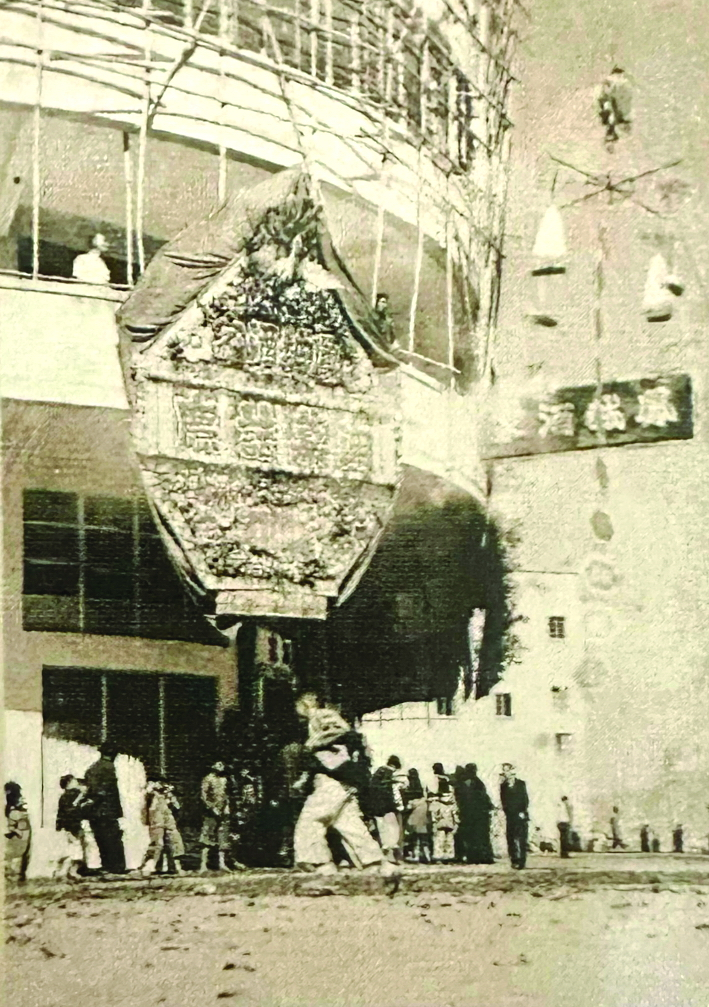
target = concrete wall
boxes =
[363,571,589,845]
[481,0,709,854]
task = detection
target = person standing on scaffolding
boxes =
[72,233,111,284]
[292,693,396,876]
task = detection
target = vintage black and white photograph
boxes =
[2,0,708,1004]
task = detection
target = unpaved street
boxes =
[6,860,709,1007]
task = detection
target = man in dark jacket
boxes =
[500,763,529,870]
[85,744,126,874]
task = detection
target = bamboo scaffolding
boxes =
[323,0,333,85]
[408,146,424,352]
[136,0,152,274]
[4,0,511,288]
[123,131,134,285]
[31,3,44,280]
[218,0,227,202]
[309,0,318,78]
[2,1,514,127]
[445,199,455,373]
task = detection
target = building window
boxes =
[548,616,566,639]
[555,732,573,753]
[436,696,454,716]
[23,489,220,644]
[551,686,569,712]
[496,693,512,717]
[43,666,217,826]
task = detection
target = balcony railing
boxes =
[94,0,513,168]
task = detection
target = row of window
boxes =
[23,489,221,645]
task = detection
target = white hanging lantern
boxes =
[643,253,674,322]
[531,204,568,275]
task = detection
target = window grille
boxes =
[548,616,566,639]
[495,693,512,717]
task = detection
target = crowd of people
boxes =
[3,694,697,881]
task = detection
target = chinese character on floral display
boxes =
[538,400,575,438]
[636,385,678,428]
[584,393,627,433]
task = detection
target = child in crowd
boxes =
[5,781,31,882]
[429,779,459,862]
[406,792,432,863]
[55,774,93,880]
[141,776,185,877]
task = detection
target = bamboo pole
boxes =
[371,115,389,307]
[136,1,151,274]
[420,39,429,137]
[31,0,44,280]
[294,0,302,69]
[349,11,360,93]
[323,0,333,85]
[123,131,134,285]
[408,147,424,352]
[218,0,228,203]
[446,187,455,373]
[309,0,318,78]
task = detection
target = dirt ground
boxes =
[6,858,709,1007]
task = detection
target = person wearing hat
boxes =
[84,744,126,874]
[292,693,395,875]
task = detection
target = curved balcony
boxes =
[0,0,516,471]
[0,0,515,252]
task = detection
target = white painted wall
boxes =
[363,572,590,846]
[4,710,152,877]
[0,279,128,410]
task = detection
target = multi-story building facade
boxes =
[366,0,709,854]
[1,0,520,873]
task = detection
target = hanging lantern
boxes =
[531,204,568,275]
[643,253,674,322]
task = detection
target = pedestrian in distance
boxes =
[500,763,530,870]
[673,824,684,853]
[140,776,186,877]
[610,806,627,850]
[640,823,651,853]
[557,795,573,859]
[84,744,127,875]
[5,781,31,882]
[199,761,232,873]
[55,774,93,880]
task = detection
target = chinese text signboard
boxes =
[484,374,693,459]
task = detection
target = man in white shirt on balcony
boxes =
[72,233,111,284]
